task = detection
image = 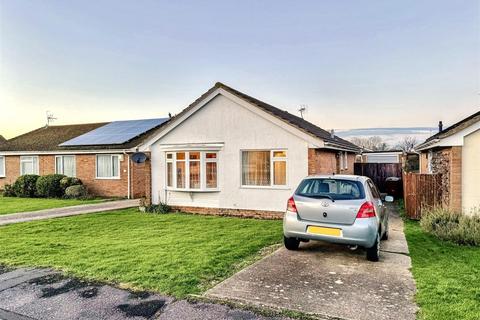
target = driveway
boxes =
[0,199,139,226]
[0,267,291,320]
[206,204,417,320]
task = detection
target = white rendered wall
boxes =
[151,94,310,212]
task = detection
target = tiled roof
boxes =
[172,82,360,152]
[0,120,170,151]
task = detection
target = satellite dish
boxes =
[131,152,147,163]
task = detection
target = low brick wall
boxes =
[171,206,284,220]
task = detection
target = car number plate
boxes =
[307,226,342,237]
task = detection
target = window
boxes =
[96,154,120,179]
[20,156,39,175]
[55,155,76,177]
[367,180,381,199]
[166,151,218,191]
[0,156,4,177]
[343,152,348,169]
[296,178,365,200]
[242,150,287,187]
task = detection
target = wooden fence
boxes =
[403,172,443,219]
[354,163,403,193]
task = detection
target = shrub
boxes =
[13,175,40,197]
[3,184,16,197]
[144,202,171,214]
[64,185,88,199]
[60,177,82,191]
[420,206,480,246]
[36,174,66,198]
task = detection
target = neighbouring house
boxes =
[416,110,480,214]
[357,150,419,172]
[0,119,169,198]
[138,82,360,217]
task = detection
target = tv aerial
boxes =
[46,111,57,127]
[298,105,308,119]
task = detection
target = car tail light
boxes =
[356,201,376,218]
[287,196,297,213]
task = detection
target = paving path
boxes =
[206,204,418,320]
[0,267,291,320]
[0,199,139,226]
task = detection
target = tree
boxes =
[395,136,419,152]
[349,136,389,151]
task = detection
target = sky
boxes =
[0,0,479,142]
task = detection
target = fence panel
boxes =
[403,173,442,219]
[354,163,402,193]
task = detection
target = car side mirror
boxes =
[384,196,394,203]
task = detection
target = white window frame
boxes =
[0,156,5,177]
[95,154,121,179]
[20,156,39,175]
[241,149,288,189]
[166,151,219,192]
[344,151,348,170]
[55,155,76,177]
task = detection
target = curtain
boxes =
[206,162,217,188]
[242,151,270,186]
[189,161,200,189]
[97,155,112,177]
[273,160,286,185]
[63,156,75,177]
[0,157,4,176]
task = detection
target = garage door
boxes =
[462,129,480,215]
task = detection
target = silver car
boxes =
[283,175,393,261]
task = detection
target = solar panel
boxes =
[60,118,168,146]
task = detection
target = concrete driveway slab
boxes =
[206,205,417,320]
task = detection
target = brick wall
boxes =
[75,154,129,198]
[172,205,284,220]
[131,152,151,200]
[0,156,20,188]
[308,149,355,175]
[450,146,462,212]
[0,154,134,198]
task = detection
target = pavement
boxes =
[205,204,418,320]
[0,267,292,320]
[0,199,139,226]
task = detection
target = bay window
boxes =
[242,150,287,187]
[166,151,218,191]
[96,154,120,179]
[20,156,39,175]
[0,156,4,177]
[55,155,76,177]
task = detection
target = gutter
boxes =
[414,139,440,152]
[323,142,361,153]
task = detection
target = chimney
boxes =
[438,121,443,133]
[330,129,335,138]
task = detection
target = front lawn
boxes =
[404,219,480,320]
[0,209,282,297]
[0,196,105,215]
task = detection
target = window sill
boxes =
[240,185,291,190]
[166,188,220,193]
[95,177,121,180]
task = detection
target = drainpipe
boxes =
[124,150,131,199]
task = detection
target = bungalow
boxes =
[0,119,169,198]
[416,110,480,214]
[139,82,360,217]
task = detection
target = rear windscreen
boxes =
[295,178,365,200]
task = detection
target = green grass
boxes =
[403,217,480,319]
[0,196,104,215]
[0,209,282,297]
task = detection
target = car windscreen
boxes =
[295,178,365,200]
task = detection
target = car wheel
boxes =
[284,236,300,250]
[366,233,380,262]
[381,223,389,240]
